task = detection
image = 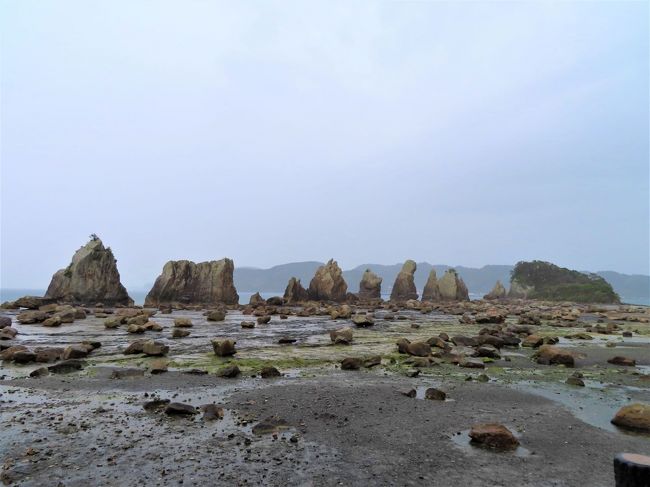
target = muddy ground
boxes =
[1,303,650,486]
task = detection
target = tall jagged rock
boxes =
[45,237,132,306]
[144,259,238,306]
[390,260,418,301]
[422,269,442,301]
[358,269,382,300]
[284,277,309,304]
[438,269,470,301]
[484,280,507,300]
[307,259,348,302]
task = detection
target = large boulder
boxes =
[12,296,56,310]
[144,258,239,306]
[45,236,132,306]
[358,269,382,300]
[611,403,650,432]
[284,277,309,304]
[469,424,519,450]
[390,260,418,301]
[484,280,507,300]
[307,260,348,302]
[438,269,470,301]
[421,269,442,301]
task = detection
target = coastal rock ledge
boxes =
[45,236,132,306]
[145,259,239,307]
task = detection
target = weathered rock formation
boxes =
[358,269,382,300]
[484,280,506,300]
[307,260,348,302]
[421,269,441,301]
[508,260,620,303]
[45,237,132,306]
[438,269,470,301]
[390,260,418,301]
[144,259,238,307]
[283,277,309,304]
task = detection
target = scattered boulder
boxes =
[123,339,148,355]
[390,260,418,301]
[535,345,575,367]
[165,402,196,415]
[257,316,271,325]
[149,359,169,374]
[201,404,224,420]
[142,340,169,356]
[111,368,145,379]
[329,327,353,345]
[12,351,37,364]
[358,269,382,300]
[48,359,85,374]
[406,341,431,357]
[17,310,48,324]
[174,317,193,328]
[216,365,240,378]
[522,335,544,348]
[260,366,281,378]
[352,314,374,327]
[363,356,382,368]
[207,310,226,322]
[424,388,446,401]
[0,327,17,340]
[608,356,636,367]
[340,357,362,370]
[0,345,28,361]
[0,316,11,328]
[172,328,190,338]
[63,344,93,360]
[44,236,133,306]
[308,260,348,302]
[469,423,519,450]
[30,367,49,378]
[241,321,255,329]
[145,258,239,306]
[611,403,650,432]
[460,358,486,369]
[211,339,236,357]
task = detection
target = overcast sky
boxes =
[1,0,648,289]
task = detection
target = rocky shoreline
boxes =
[1,296,649,486]
[1,237,649,485]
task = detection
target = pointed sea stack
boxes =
[437,269,469,301]
[421,269,442,301]
[45,236,132,306]
[144,259,239,307]
[358,269,382,300]
[307,259,348,302]
[284,277,309,304]
[390,260,418,301]
[484,280,506,300]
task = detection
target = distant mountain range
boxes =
[233,262,650,305]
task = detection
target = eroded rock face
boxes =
[422,269,441,301]
[358,269,382,300]
[45,237,132,306]
[484,280,507,300]
[438,269,470,301]
[145,259,238,307]
[284,277,308,304]
[307,260,348,302]
[390,260,418,301]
